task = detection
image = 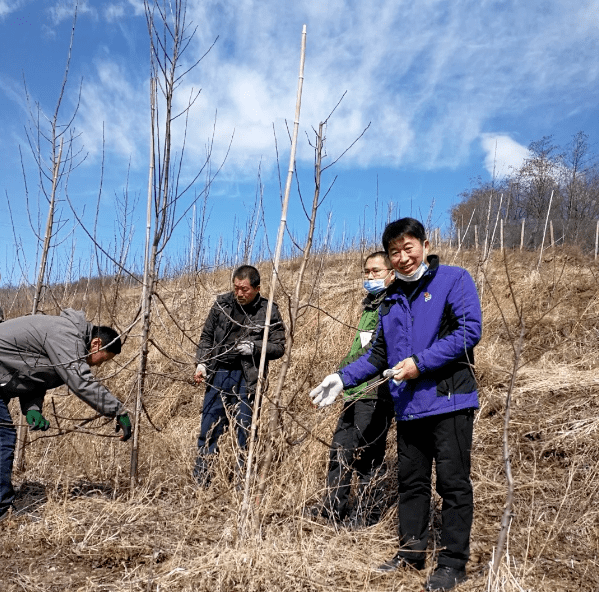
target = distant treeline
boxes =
[451,132,599,250]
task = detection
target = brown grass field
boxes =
[1,245,598,591]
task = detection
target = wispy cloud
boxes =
[72,0,599,181]
[77,60,147,164]
[47,0,96,25]
[104,3,126,22]
[0,0,24,19]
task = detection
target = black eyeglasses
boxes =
[363,268,392,278]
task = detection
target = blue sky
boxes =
[1,0,598,284]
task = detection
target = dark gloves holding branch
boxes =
[116,413,132,441]
[26,410,50,431]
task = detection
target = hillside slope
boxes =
[1,246,597,591]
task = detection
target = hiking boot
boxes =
[375,552,425,573]
[425,565,467,591]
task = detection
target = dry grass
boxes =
[2,247,598,591]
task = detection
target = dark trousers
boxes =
[196,368,252,471]
[396,409,474,570]
[324,397,394,523]
[0,397,17,513]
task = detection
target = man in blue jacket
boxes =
[310,218,482,592]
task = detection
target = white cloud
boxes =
[480,135,530,179]
[126,0,145,16]
[77,60,147,164]
[0,0,23,18]
[48,1,96,25]
[104,3,125,22]
[71,0,599,181]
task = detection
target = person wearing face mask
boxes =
[309,219,482,591]
[306,252,395,527]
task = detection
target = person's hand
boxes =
[194,363,207,384]
[26,410,50,431]
[235,341,254,356]
[385,357,420,384]
[309,373,344,408]
[116,413,132,442]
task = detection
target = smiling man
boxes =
[309,218,482,591]
[193,265,286,486]
[0,308,131,523]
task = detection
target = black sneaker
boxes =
[425,565,467,591]
[375,552,425,573]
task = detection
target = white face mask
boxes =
[395,261,428,282]
[363,278,387,294]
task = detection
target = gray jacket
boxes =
[0,309,125,417]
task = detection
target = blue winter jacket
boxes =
[338,255,482,421]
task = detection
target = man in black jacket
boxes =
[193,265,285,485]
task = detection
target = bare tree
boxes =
[14,4,86,471]
[131,0,222,485]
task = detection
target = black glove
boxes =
[26,410,50,431]
[116,413,132,442]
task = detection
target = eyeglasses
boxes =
[363,268,392,278]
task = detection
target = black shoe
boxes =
[425,566,467,591]
[375,552,425,573]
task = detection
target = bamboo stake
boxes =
[239,24,307,536]
[537,190,554,270]
[452,208,475,264]
[520,219,525,250]
[550,220,554,248]
[482,191,493,261]
[500,219,504,251]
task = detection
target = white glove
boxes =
[195,364,207,382]
[235,340,254,356]
[309,373,344,408]
[383,368,403,386]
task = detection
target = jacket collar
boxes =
[362,288,388,310]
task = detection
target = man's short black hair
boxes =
[89,326,122,355]
[233,265,260,288]
[365,251,391,267]
[382,218,427,253]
